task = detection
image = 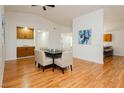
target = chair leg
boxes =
[70,65,72,71]
[38,63,40,68]
[35,61,36,65]
[52,64,54,72]
[43,67,45,72]
[62,68,64,74]
[67,66,69,69]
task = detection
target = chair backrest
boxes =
[35,50,46,65]
[38,50,46,63]
[61,51,73,66]
[35,49,39,62]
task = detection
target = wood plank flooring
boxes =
[2,56,124,88]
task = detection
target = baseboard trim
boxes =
[5,56,35,62]
[113,55,124,57]
[73,56,103,65]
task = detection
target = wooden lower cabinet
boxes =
[17,47,26,57]
[17,47,35,58]
[26,47,35,56]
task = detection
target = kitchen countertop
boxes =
[17,46,35,47]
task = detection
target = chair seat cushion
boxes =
[46,57,52,62]
[39,57,52,66]
[55,58,64,67]
[55,58,62,62]
[43,61,52,66]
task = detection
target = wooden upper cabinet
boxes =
[17,27,34,39]
[17,27,25,39]
[25,29,34,39]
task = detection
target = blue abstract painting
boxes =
[78,29,91,45]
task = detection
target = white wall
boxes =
[5,11,71,60]
[61,33,72,50]
[0,6,4,87]
[104,29,124,56]
[105,30,124,56]
[73,9,104,64]
[48,26,72,49]
[36,31,49,49]
[16,39,34,47]
[36,26,72,50]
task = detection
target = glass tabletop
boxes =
[41,48,62,54]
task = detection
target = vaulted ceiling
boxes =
[5,5,124,31]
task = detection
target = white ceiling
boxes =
[104,6,124,32]
[5,5,124,31]
[5,5,103,26]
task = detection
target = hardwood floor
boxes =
[2,56,124,88]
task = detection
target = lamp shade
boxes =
[104,34,112,42]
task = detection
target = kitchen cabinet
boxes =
[26,47,35,56]
[17,27,34,39]
[17,46,35,58]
